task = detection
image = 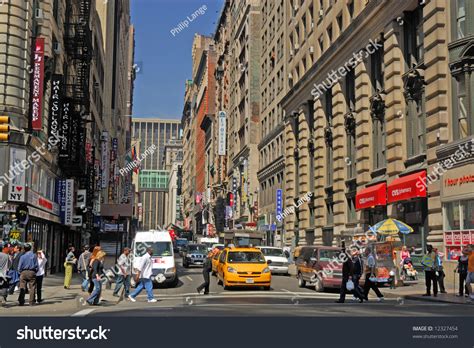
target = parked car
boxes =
[174,238,188,254]
[182,243,208,268]
[256,246,289,275]
[295,246,343,292]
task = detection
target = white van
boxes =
[131,230,178,287]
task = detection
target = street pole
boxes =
[115,214,120,264]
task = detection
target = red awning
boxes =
[356,183,387,210]
[387,171,427,203]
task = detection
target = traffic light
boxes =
[0,116,9,142]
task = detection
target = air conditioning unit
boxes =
[288,73,293,80]
[294,5,299,12]
[319,9,324,17]
[309,46,314,53]
[53,42,62,54]
[294,43,300,50]
[311,21,315,29]
[290,49,294,56]
[35,8,44,20]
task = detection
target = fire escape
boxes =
[62,0,92,177]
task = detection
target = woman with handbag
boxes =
[64,246,77,289]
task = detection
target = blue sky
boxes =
[131,0,224,119]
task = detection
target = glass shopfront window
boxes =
[444,199,474,230]
[462,200,474,229]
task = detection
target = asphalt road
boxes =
[1,256,472,317]
[74,256,473,317]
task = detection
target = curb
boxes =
[384,291,469,305]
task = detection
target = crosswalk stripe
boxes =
[71,308,96,317]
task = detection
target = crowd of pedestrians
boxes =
[0,241,47,306]
[0,240,150,307]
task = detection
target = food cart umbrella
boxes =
[371,218,414,243]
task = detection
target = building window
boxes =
[404,7,424,67]
[456,0,466,39]
[345,69,356,179]
[371,43,384,93]
[455,74,470,138]
[324,89,333,186]
[348,1,354,19]
[347,196,357,223]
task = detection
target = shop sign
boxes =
[48,74,63,141]
[27,189,60,216]
[218,111,226,156]
[59,98,72,159]
[64,179,74,225]
[355,183,387,210]
[276,189,283,217]
[8,147,26,202]
[30,38,45,131]
[72,216,83,227]
[441,164,474,201]
[101,132,109,189]
[76,189,86,208]
[444,230,473,246]
[387,171,426,203]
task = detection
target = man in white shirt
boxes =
[128,247,157,303]
[113,247,132,298]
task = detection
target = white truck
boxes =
[131,230,178,287]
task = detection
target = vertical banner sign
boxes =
[59,98,71,158]
[276,189,283,219]
[30,38,45,130]
[8,148,27,202]
[101,132,109,189]
[48,74,63,141]
[70,112,79,162]
[56,180,66,224]
[64,179,74,225]
[218,111,226,155]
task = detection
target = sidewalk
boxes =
[383,282,472,305]
[0,272,119,316]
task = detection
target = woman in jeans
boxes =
[86,251,106,305]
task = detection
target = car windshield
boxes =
[319,249,341,261]
[135,242,173,257]
[188,244,207,253]
[227,251,266,264]
[260,248,285,257]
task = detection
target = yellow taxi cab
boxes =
[216,247,271,290]
[211,249,221,275]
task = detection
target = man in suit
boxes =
[197,252,213,295]
[335,242,353,303]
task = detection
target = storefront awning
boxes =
[387,170,427,203]
[356,183,387,210]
